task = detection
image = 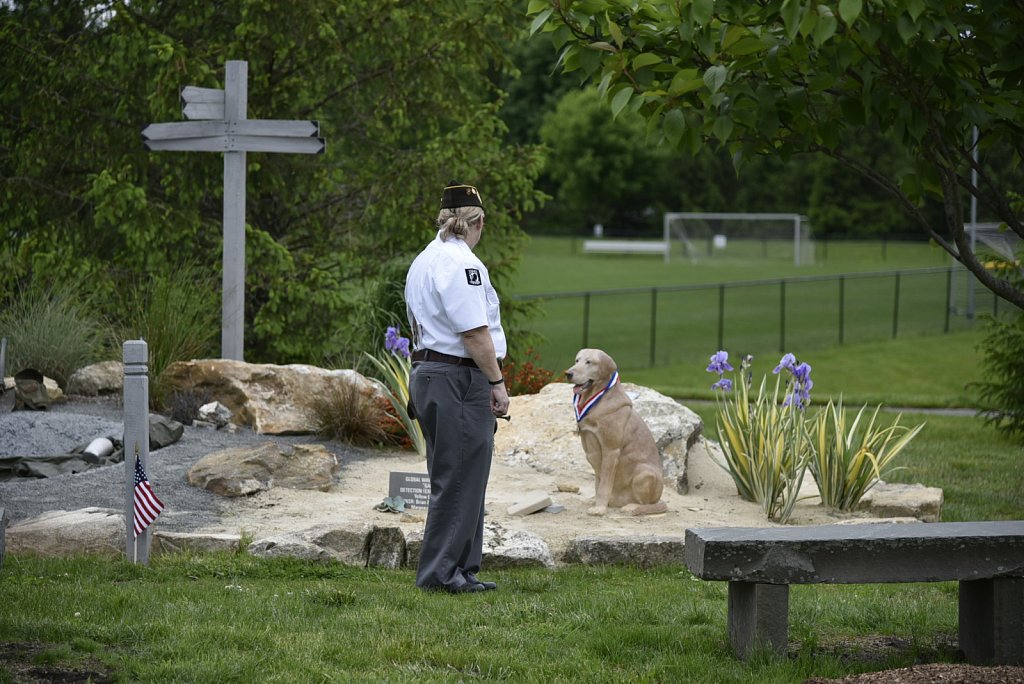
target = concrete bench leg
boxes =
[960,577,1024,665]
[728,581,789,659]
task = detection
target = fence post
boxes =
[779,279,786,352]
[649,288,658,368]
[945,268,952,333]
[717,284,726,351]
[582,293,591,349]
[892,272,901,338]
[838,275,846,344]
[124,340,152,565]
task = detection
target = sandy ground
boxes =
[197,426,849,557]
[0,392,853,558]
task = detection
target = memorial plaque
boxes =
[389,472,431,509]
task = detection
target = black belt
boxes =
[411,349,479,368]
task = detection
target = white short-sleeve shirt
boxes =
[405,231,507,359]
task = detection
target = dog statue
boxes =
[565,348,667,516]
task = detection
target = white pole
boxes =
[123,340,151,564]
[222,60,248,360]
[794,216,802,267]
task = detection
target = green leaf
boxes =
[906,0,926,21]
[712,115,734,143]
[607,15,625,47]
[663,108,685,145]
[838,0,862,26]
[729,36,767,56]
[692,0,714,26]
[610,86,633,119]
[897,14,917,44]
[703,64,728,93]
[798,6,818,37]
[812,7,837,45]
[632,52,662,70]
[588,41,619,53]
[527,0,549,13]
[530,8,554,37]
[781,0,805,40]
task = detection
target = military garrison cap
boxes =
[440,180,483,209]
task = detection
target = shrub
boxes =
[502,347,555,395]
[0,283,107,389]
[114,263,218,407]
[304,380,397,448]
[973,307,1024,442]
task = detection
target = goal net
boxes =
[663,212,815,266]
[949,221,1023,318]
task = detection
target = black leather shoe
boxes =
[445,582,487,594]
[465,573,497,591]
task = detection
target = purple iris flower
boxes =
[782,360,813,409]
[385,326,411,359]
[707,350,735,391]
[773,353,796,375]
[712,377,734,392]
[706,350,734,374]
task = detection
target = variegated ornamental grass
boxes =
[713,363,809,523]
[708,351,923,523]
[810,399,924,512]
[364,326,426,457]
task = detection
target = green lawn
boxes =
[505,237,994,374]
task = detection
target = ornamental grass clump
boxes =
[364,326,425,456]
[706,350,925,521]
[809,398,923,512]
[707,351,811,523]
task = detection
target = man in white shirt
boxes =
[405,180,509,593]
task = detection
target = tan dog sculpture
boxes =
[565,348,667,516]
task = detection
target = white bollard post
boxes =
[123,340,151,564]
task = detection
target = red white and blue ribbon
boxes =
[573,370,619,422]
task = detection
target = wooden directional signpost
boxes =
[142,60,325,360]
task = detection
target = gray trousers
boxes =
[410,361,495,590]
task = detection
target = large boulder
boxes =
[162,359,383,434]
[66,361,124,397]
[7,508,124,557]
[186,443,340,496]
[495,382,703,493]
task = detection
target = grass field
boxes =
[506,237,996,375]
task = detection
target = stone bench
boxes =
[581,239,670,258]
[684,522,1024,665]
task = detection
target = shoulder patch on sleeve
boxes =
[465,268,482,286]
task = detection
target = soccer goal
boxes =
[662,212,815,266]
[949,221,1023,318]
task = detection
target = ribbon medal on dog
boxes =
[573,369,619,422]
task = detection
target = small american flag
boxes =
[133,457,165,537]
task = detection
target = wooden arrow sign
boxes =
[142,120,323,153]
[181,86,225,120]
[144,134,325,154]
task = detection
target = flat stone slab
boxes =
[685,521,1024,584]
[507,491,553,517]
